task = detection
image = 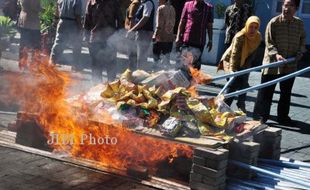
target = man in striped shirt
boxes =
[176,0,213,70]
[253,0,306,125]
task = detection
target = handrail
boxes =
[229,160,310,189]
[224,67,310,99]
[218,76,235,96]
[212,57,296,82]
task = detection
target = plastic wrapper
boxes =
[132,70,151,84]
[160,117,183,137]
[120,80,137,93]
[216,96,234,113]
[120,69,132,81]
[226,115,247,132]
[145,111,160,128]
[158,87,190,112]
[197,121,214,136]
[158,70,191,95]
[141,71,170,87]
[130,93,146,104]
[109,80,120,92]
[186,98,212,124]
[101,84,114,98]
[122,115,144,129]
[180,119,200,137]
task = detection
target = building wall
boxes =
[255,0,310,45]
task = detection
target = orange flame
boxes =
[4,54,193,174]
[187,85,197,98]
[189,66,212,84]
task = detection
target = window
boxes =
[302,0,310,14]
[275,0,282,13]
[272,0,283,16]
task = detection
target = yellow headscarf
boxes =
[237,16,262,67]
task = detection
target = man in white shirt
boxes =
[127,0,157,70]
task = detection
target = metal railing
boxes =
[212,57,295,82]
[224,66,310,99]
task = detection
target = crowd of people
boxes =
[1,0,306,125]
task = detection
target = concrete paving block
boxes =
[194,147,228,161]
[193,156,228,170]
[263,127,282,137]
[260,137,281,150]
[229,141,260,155]
[192,156,205,166]
[191,164,225,178]
[202,175,226,185]
[240,141,261,153]
[259,147,281,159]
[204,159,228,170]
[229,142,260,162]
[190,172,203,183]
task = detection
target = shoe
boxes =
[237,106,247,113]
[259,117,267,124]
[253,115,267,124]
[277,116,292,125]
[236,102,246,113]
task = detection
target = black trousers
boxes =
[253,74,295,120]
[224,74,249,107]
[89,42,117,84]
[153,41,173,64]
[19,28,41,68]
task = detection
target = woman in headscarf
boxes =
[218,16,262,113]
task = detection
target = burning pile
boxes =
[70,67,246,142]
[3,51,249,177]
[4,56,193,175]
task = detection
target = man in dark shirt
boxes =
[84,0,122,83]
[170,0,187,34]
[224,0,252,47]
[49,0,83,71]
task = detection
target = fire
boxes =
[189,66,212,84]
[4,54,193,174]
[187,85,198,98]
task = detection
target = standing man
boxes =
[253,0,306,125]
[176,0,213,70]
[170,0,187,34]
[125,0,141,71]
[224,0,252,48]
[49,0,83,71]
[127,0,156,70]
[152,0,176,69]
[84,0,122,83]
[17,0,42,69]
[3,0,18,21]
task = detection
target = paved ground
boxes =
[0,145,157,190]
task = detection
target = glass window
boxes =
[276,0,282,13]
[302,0,310,14]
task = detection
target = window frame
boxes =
[300,0,310,17]
[272,0,282,16]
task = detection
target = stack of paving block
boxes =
[190,147,228,190]
[15,112,51,151]
[254,127,282,160]
[228,141,260,179]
